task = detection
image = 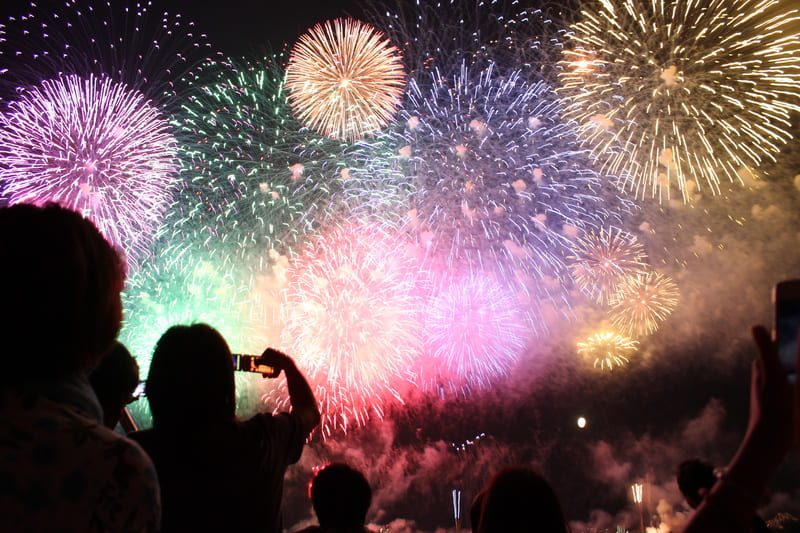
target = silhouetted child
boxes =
[89,340,140,430]
[296,463,373,533]
[476,466,569,533]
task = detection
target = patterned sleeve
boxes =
[92,438,162,533]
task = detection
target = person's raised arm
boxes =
[259,348,321,437]
[683,325,797,533]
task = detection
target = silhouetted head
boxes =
[145,324,235,429]
[0,203,125,383]
[89,341,139,429]
[310,463,372,528]
[677,459,717,509]
[477,466,569,533]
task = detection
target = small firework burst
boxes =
[576,330,639,371]
[558,0,800,202]
[569,228,648,305]
[0,74,178,266]
[610,272,680,337]
[273,222,423,436]
[419,273,528,397]
[286,18,405,141]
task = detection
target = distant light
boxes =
[577,416,587,428]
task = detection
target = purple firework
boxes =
[0,74,178,266]
[419,273,529,397]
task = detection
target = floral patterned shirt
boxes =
[0,376,161,532]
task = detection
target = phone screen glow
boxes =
[777,299,800,383]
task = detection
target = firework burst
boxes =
[286,18,405,141]
[0,74,178,266]
[569,228,648,305]
[558,0,800,202]
[576,330,639,371]
[610,271,680,337]
[368,62,633,289]
[273,222,423,436]
[419,273,529,397]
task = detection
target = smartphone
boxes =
[132,381,146,399]
[773,279,800,383]
[232,354,277,377]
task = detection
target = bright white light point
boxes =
[577,416,587,428]
[660,65,679,87]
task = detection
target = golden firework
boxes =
[577,330,639,371]
[610,272,680,337]
[558,0,800,202]
[286,18,405,141]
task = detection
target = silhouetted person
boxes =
[89,340,140,430]
[296,463,372,533]
[0,203,160,532]
[678,459,770,532]
[476,466,569,533]
[677,459,718,509]
[130,323,320,533]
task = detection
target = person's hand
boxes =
[256,348,294,378]
[747,325,795,459]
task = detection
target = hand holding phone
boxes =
[232,354,278,377]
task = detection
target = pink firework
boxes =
[419,273,529,397]
[0,74,178,267]
[273,223,423,437]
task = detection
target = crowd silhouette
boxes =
[1,203,798,532]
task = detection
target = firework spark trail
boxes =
[286,18,405,141]
[558,0,800,202]
[568,228,648,305]
[576,330,639,371]
[420,273,528,397]
[272,222,424,437]
[368,0,573,79]
[366,62,635,299]
[0,0,212,109]
[0,74,178,266]
[610,271,680,337]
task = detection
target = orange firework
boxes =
[610,272,680,337]
[577,330,639,371]
[568,228,647,305]
[286,18,405,141]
